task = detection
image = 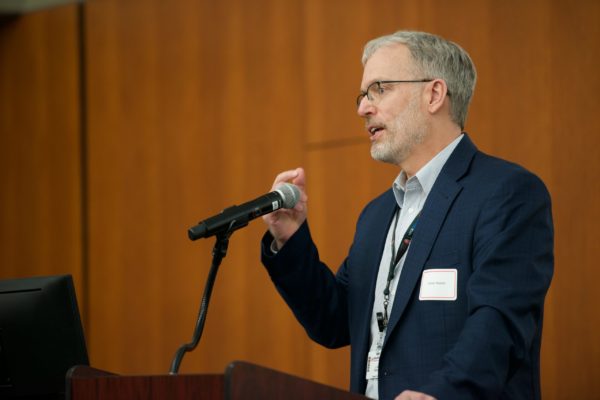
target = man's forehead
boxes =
[361,43,414,85]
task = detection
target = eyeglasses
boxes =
[356,79,434,107]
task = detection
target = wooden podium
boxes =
[66,361,368,400]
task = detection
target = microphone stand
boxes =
[169,223,235,374]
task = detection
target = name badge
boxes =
[419,269,457,301]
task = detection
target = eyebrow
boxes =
[359,79,383,92]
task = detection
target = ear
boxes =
[426,79,449,114]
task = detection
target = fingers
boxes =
[291,167,305,189]
[263,168,308,246]
[272,168,297,188]
[272,168,307,211]
[273,167,305,189]
[267,168,307,215]
[291,168,307,211]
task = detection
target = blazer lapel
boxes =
[383,134,478,343]
[354,192,398,363]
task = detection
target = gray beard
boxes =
[370,102,427,165]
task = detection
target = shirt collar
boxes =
[392,134,464,207]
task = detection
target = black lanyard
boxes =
[376,208,421,332]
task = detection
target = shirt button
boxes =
[408,207,414,213]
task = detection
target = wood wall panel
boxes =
[541,1,600,396]
[83,0,313,380]
[303,0,370,146]
[0,6,83,296]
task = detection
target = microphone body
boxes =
[188,183,300,241]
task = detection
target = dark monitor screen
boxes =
[0,274,89,399]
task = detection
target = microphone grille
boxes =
[275,183,301,209]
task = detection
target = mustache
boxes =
[365,120,386,129]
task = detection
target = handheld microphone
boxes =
[188,183,301,241]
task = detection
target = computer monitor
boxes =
[0,274,89,399]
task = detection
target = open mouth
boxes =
[368,125,385,140]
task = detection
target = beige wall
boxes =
[1,1,599,398]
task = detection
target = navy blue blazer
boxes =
[262,135,554,400]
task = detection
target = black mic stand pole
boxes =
[169,222,235,374]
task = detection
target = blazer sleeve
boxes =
[261,221,351,349]
[419,169,554,399]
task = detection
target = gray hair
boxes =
[362,31,477,129]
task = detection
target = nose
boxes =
[357,97,375,118]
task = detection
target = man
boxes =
[261,31,553,400]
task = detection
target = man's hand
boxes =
[262,167,307,250]
[395,390,437,400]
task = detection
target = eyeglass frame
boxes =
[356,79,450,108]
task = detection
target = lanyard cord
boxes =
[378,208,421,332]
